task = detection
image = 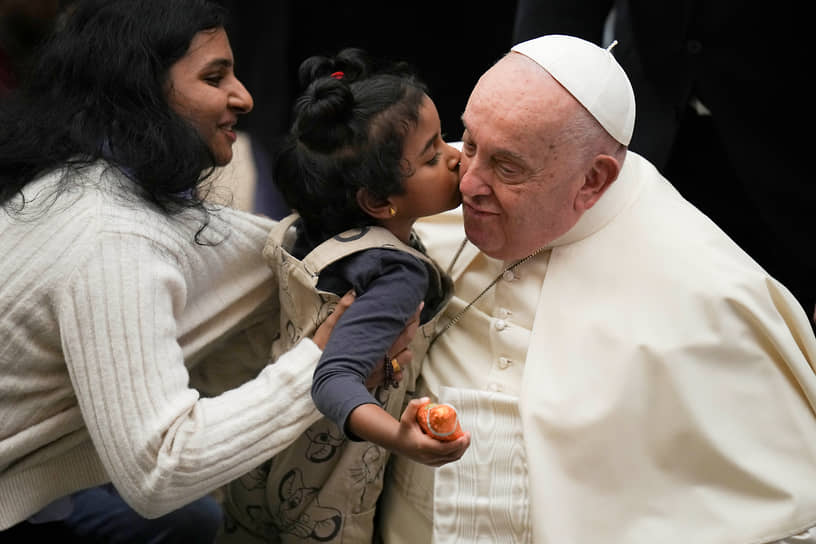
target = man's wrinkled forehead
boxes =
[464,54,571,132]
[478,52,548,95]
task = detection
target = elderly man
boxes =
[377,35,816,543]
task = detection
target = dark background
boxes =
[216,1,518,160]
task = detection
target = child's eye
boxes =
[427,152,442,166]
[204,74,223,86]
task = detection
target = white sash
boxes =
[433,387,532,543]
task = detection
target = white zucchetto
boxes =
[511,34,636,145]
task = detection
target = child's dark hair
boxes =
[273,48,428,245]
[0,0,227,219]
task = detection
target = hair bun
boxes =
[292,78,354,152]
[292,48,370,152]
[297,48,369,88]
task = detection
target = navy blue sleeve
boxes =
[311,249,429,437]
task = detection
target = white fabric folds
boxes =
[433,387,531,543]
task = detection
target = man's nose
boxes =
[459,157,491,197]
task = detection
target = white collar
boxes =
[547,151,646,248]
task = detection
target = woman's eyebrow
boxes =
[202,58,232,71]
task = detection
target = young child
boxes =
[218,49,468,543]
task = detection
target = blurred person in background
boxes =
[513,0,814,325]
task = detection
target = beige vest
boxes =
[218,214,452,544]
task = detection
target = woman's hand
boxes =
[312,290,356,350]
[364,302,423,389]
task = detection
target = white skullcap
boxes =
[511,34,636,145]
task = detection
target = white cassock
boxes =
[379,152,816,544]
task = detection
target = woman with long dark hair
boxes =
[0,1,411,541]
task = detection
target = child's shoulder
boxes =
[337,246,428,283]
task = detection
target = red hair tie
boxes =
[330,71,344,80]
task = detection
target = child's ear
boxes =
[356,188,393,220]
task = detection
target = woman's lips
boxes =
[219,120,238,142]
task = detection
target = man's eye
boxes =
[496,162,524,182]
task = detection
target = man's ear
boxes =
[575,154,621,212]
[356,188,392,220]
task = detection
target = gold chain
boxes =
[429,240,547,348]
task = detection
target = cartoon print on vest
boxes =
[222,506,278,540]
[313,293,337,329]
[304,426,345,463]
[236,460,270,492]
[273,468,343,541]
[221,460,280,539]
[349,444,386,511]
[285,319,302,347]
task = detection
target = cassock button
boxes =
[495,319,507,331]
[502,269,516,282]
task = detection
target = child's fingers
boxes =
[401,397,430,423]
[413,431,470,467]
[428,432,471,466]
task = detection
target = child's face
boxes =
[391,95,462,220]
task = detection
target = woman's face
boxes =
[166,28,253,166]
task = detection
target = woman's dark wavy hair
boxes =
[273,48,428,246]
[0,0,227,225]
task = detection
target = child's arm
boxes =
[313,249,469,465]
[346,397,470,467]
[311,250,428,434]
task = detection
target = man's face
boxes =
[459,53,588,261]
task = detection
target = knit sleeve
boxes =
[56,229,322,518]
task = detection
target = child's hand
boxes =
[415,399,464,441]
[393,397,470,467]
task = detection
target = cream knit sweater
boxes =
[0,163,322,529]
